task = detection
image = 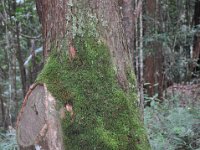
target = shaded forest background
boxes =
[0,0,200,149]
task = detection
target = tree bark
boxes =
[36,0,66,59]
[192,0,200,74]
[0,86,5,128]
[16,22,27,97]
[144,0,165,101]
[17,0,151,149]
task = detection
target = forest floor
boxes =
[166,83,200,107]
[0,82,200,150]
[145,82,200,150]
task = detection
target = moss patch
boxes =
[37,35,150,150]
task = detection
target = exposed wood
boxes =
[16,84,64,150]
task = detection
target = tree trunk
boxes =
[35,0,66,59]
[17,84,64,150]
[0,86,5,128]
[144,0,165,101]
[192,0,200,74]
[16,22,27,97]
[17,0,150,149]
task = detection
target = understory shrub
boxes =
[145,94,200,150]
[0,128,18,150]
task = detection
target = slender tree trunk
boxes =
[31,39,37,81]
[5,23,14,127]
[0,86,5,128]
[139,3,144,117]
[192,0,200,74]
[13,50,18,117]
[133,0,144,117]
[16,22,27,97]
[144,0,157,100]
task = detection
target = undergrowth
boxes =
[0,128,18,150]
[145,94,200,150]
[36,35,150,150]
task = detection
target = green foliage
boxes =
[0,129,19,150]
[15,0,40,34]
[145,94,200,150]
[0,0,42,125]
[144,26,195,82]
[143,0,196,82]
[37,34,150,150]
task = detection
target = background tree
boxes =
[143,0,196,103]
[0,0,42,128]
[143,0,166,101]
[192,0,200,75]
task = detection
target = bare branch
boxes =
[24,47,43,67]
[20,33,42,39]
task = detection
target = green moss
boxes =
[36,35,150,150]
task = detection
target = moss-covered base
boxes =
[37,35,150,150]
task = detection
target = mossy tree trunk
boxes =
[17,0,151,149]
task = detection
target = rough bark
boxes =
[36,0,66,59]
[92,0,129,90]
[121,0,135,61]
[17,0,151,149]
[88,0,141,91]
[192,0,200,73]
[144,0,165,101]
[16,84,64,150]
[16,22,27,97]
[35,0,137,91]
